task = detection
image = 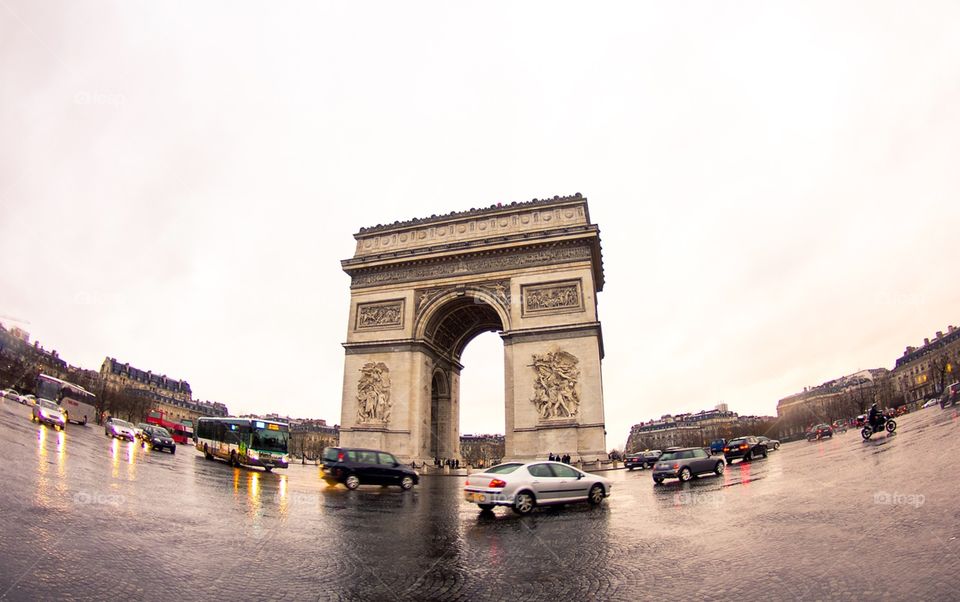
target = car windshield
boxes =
[113,419,133,428]
[151,427,171,437]
[486,463,523,474]
[39,399,60,411]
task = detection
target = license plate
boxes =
[466,492,487,503]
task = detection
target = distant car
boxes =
[723,436,768,464]
[641,450,663,468]
[140,425,176,453]
[624,453,645,470]
[922,399,939,409]
[757,436,780,451]
[21,394,36,407]
[2,388,20,403]
[321,447,419,490]
[709,439,726,454]
[105,417,136,441]
[134,423,152,440]
[652,447,725,484]
[463,461,611,514]
[806,424,834,441]
[32,399,66,430]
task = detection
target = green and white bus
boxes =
[195,417,290,471]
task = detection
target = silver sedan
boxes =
[463,461,612,515]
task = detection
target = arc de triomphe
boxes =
[338,194,607,463]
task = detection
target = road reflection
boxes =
[35,425,68,509]
[110,437,138,480]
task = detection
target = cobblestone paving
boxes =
[2,398,959,600]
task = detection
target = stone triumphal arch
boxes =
[338,194,607,463]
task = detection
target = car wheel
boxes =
[627,467,634,471]
[345,475,360,490]
[478,503,495,512]
[678,467,692,482]
[400,476,415,490]
[774,443,780,450]
[588,484,604,505]
[714,461,724,475]
[761,448,768,458]
[653,476,664,484]
[744,451,752,462]
[512,491,535,515]
[170,447,176,455]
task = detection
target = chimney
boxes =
[924,338,930,345]
[936,331,943,338]
[950,325,956,333]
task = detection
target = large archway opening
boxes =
[421,295,505,462]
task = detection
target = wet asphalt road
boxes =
[1,398,959,601]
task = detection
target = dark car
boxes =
[641,450,662,468]
[624,453,645,470]
[140,425,176,454]
[757,436,780,450]
[652,447,725,483]
[806,424,834,441]
[321,447,419,490]
[723,436,768,464]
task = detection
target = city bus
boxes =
[195,417,290,471]
[35,374,96,426]
[146,410,193,445]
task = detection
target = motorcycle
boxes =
[861,415,896,440]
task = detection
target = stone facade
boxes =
[459,434,505,468]
[626,407,776,452]
[776,369,890,437]
[891,325,960,403]
[100,357,227,423]
[338,194,608,463]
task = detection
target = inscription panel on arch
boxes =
[355,299,405,331]
[521,280,584,317]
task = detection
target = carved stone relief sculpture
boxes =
[356,300,404,330]
[357,362,392,423]
[529,350,581,420]
[522,280,582,315]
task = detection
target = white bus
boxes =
[195,417,290,472]
[35,374,97,426]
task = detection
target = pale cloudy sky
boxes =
[2,1,959,449]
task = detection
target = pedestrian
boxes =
[548,453,555,461]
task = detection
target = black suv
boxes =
[141,425,176,453]
[321,447,419,490]
[723,436,768,464]
[624,454,645,470]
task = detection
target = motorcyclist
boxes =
[868,403,881,429]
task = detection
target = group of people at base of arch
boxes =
[548,452,572,464]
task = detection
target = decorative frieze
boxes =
[350,244,592,288]
[415,279,511,317]
[521,280,583,316]
[530,349,581,420]
[357,362,391,424]
[355,300,404,331]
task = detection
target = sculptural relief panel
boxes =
[529,349,581,420]
[356,362,392,424]
[355,299,405,331]
[521,280,583,316]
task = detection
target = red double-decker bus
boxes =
[146,410,193,445]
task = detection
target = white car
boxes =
[2,388,20,402]
[31,399,66,430]
[20,394,36,406]
[104,417,137,441]
[464,461,611,515]
[922,399,939,409]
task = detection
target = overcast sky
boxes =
[2,1,959,449]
